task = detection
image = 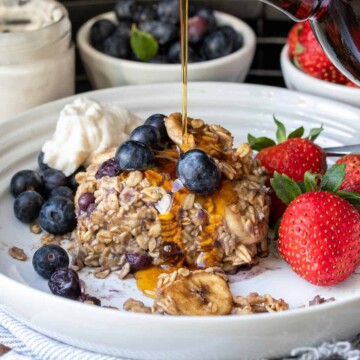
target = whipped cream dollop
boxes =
[42,96,142,176]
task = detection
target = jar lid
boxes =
[0,0,71,53]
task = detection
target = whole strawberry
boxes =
[288,21,348,84]
[336,154,360,194]
[272,166,360,286]
[248,118,327,223]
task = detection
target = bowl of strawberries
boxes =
[281,21,360,107]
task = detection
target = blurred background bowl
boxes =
[77,11,256,89]
[281,45,360,107]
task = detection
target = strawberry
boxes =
[336,154,360,194]
[248,118,327,223]
[271,165,360,286]
[288,21,349,84]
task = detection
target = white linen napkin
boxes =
[0,305,360,360]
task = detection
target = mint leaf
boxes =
[307,125,324,142]
[320,164,346,192]
[247,134,276,151]
[130,24,158,62]
[270,172,302,205]
[274,116,287,143]
[304,171,320,192]
[336,190,360,210]
[288,126,304,139]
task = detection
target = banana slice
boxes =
[155,269,233,316]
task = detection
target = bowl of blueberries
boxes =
[77,0,256,89]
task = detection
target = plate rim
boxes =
[2,82,360,324]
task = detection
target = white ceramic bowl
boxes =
[77,11,256,89]
[281,44,360,107]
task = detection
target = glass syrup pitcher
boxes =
[262,0,360,83]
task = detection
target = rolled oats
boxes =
[8,247,27,261]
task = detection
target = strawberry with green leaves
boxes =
[336,154,360,194]
[248,117,327,223]
[288,21,348,84]
[271,165,360,286]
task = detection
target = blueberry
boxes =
[50,186,74,201]
[125,253,153,273]
[196,7,217,32]
[78,192,95,212]
[48,268,81,300]
[41,169,68,195]
[157,0,180,25]
[90,19,116,49]
[202,30,233,60]
[176,149,221,195]
[219,25,242,51]
[39,197,76,235]
[33,245,70,279]
[168,41,196,63]
[13,190,44,223]
[188,16,210,44]
[133,4,158,23]
[130,125,161,148]
[114,21,132,38]
[138,20,179,46]
[114,0,135,22]
[115,140,155,171]
[149,53,168,64]
[95,158,120,179]
[67,166,86,191]
[103,33,131,59]
[144,114,169,142]
[38,151,52,171]
[10,170,43,197]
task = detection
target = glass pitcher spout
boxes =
[262,0,360,84]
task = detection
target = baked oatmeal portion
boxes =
[70,113,270,276]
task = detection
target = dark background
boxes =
[58,0,293,93]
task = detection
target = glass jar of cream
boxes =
[0,0,75,121]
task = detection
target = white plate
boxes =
[1,83,360,360]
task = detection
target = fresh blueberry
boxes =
[219,25,242,51]
[196,7,217,32]
[115,140,155,171]
[168,41,196,63]
[114,21,132,38]
[48,268,81,300]
[144,114,169,142]
[125,253,153,273]
[38,151,52,171]
[39,196,76,235]
[41,169,68,195]
[188,16,210,44]
[78,192,96,212]
[176,149,221,195]
[13,190,44,223]
[138,20,179,46]
[50,186,74,201]
[103,33,131,59]
[202,29,233,60]
[157,0,180,25]
[133,4,158,23]
[90,19,116,49]
[95,158,120,179]
[10,170,43,197]
[114,0,135,22]
[33,245,70,279]
[67,166,86,191]
[130,125,161,148]
[149,53,168,64]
